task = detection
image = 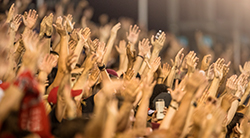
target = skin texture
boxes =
[2,3,250,138]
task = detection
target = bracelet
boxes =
[238,98,241,102]
[44,33,52,38]
[193,101,197,107]
[137,55,144,59]
[169,104,178,110]
[172,99,180,105]
[98,64,106,71]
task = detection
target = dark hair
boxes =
[149,84,169,109]
[226,112,244,138]
[55,117,90,138]
[0,111,31,138]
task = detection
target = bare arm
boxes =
[103,23,121,65]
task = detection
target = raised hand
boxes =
[22,30,40,52]
[22,30,45,71]
[213,58,225,80]
[70,28,80,42]
[168,79,187,103]
[64,14,75,33]
[96,42,106,64]
[172,48,184,69]
[78,27,91,43]
[111,22,121,36]
[150,57,161,73]
[10,14,22,32]
[115,40,127,55]
[126,43,136,68]
[53,16,67,36]
[123,78,141,103]
[221,93,238,112]
[6,3,16,23]
[68,40,77,53]
[39,54,57,74]
[142,75,156,99]
[158,62,171,81]
[239,61,250,75]
[235,74,249,98]
[186,51,199,73]
[138,38,152,57]
[88,67,100,87]
[200,54,212,71]
[44,13,54,36]
[186,70,207,93]
[206,63,215,80]
[226,75,238,95]
[126,24,140,44]
[124,68,135,81]
[22,9,38,29]
[151,32,166,51]
[66,52,78,72]
[83,53,97,71]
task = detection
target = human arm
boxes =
[103,23,121,65]
[132,38,151,78]
[166,48,184,88]
[115,40,128,76]
[126,24,141,50]
[208,58,225,97]
[46,16,69,94]
[134,76,156,130]
[167,71,207,138]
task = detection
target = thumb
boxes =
[239,65,243,73]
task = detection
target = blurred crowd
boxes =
[1,0,250,138]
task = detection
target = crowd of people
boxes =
[1,0,250,138]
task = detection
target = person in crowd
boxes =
[1,1,250,138]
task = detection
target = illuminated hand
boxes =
[22,9,38,29]
[126,24,140,44]
[138,38,152,57]
[53,16,67,36]
[115,40,127,55]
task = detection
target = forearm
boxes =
[132,57,143,78]
[116,54,127,76]
[8,29,15,48]
[166,67,176,88]
[138,61,147,75]
[240,83,250,105]
[134,96,149,129]
[208,78,220,97]
[85,101,107,138]
[117,101,134,132]
[102,112,117,138]
[225,100,239,125]
[56,73,70,122]
[103,35,116,65]
[0,85,23,122]
[72,69,88,90]
[72,41,84,68]
[58,36,69,72]
[169,92,194,138]
[37,71,48,95]
[159,106,177,130]
[48,36,69,91]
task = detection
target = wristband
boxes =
[137,55,144,59]
[238,98,241,102]
[98,64,106,71]
[193,101,197,107]
[44,33,51,38]
[169,104,178,110]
